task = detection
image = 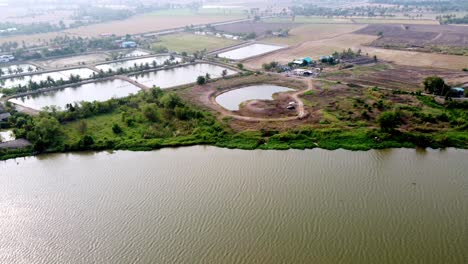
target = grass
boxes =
[153,33,240,53]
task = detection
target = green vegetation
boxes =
[423,76,450,96]
[154,33,239,54]
[1,75,467,160]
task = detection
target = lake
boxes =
[216,85,294,110]
[131,63,237,89]
[8,79,141,110]
[0,146,466,263]
[0,68,96,89]
[96,56,181,72]
[218,44,283,60]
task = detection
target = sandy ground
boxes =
[36,53,110,69]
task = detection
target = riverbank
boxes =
[1,74,467,161]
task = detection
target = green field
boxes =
[153,33,241,53]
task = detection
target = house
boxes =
[292,57,315,66]
[0,113,11,122]
[120,41,137,49]
[293,69,313,76]
[0,54,14,63]
[449,87,465,98]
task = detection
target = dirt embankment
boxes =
[178,74,311,123]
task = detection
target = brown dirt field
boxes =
[0,14,244,45]
[236,93,298,119]
[247,31,468,70]
[325,63,468,91]
[356,24,468,47]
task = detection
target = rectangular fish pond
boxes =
[0,64,40,77]
[95,56,182,72]
[217,43,284,60]
[0,68,96,89]
[8,79,141,111]
[130,63,237,89]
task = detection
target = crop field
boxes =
[36,53,110,69]
[262,24,366,45]
[0,9,245,45]
[248,25,468,71]
[264,16,438,25]
[214,22,300,35]
[352,18,438,25]
[153,33,240,53]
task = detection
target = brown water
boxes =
[0,147,467,263]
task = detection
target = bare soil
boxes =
[356,24,468,47]
[324,63,468,91]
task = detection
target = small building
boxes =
[449,87,465,98]
[293,69,313,76]
[120,41,137,49]
[0,54,14,63]
[0,113,11,122]
[292,57,315,66]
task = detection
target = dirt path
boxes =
[213,78,315,122]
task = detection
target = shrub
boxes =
[196,76,206,85]
[377,111,401,132]
[112,123,123,134]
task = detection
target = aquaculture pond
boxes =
[0,129,15,142]
[218,43,283,60]
[95,56,181,72]
[216,85,294,111]
[124,50,150,57]
[0,64,40,77]
[0,68,96,89]
[131,63,236,89]
[1,147,467,263]
[9,79,141,110]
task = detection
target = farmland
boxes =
[356,24,468,55]
[153,33,240,54]
[248,24,468,71]
[0,9,246,45]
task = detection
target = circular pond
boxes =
[215,85,294,111]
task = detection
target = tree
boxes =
[112,123,123,134]
[221,69,228,78]
[196,76,206,85]
[377,111,401,132]
[423,76,449,96]
[237,63,244,70]
[142,103,160,122]
[29,116,62,150]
